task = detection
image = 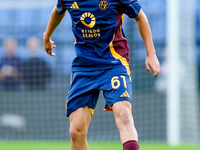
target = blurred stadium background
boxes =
[0,0,200,149]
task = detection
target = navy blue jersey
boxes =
[57,0,141,73]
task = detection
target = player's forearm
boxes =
[135,10,155,56]
[43,6,66,40]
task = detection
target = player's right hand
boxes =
[43,35,56,56]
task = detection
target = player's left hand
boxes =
[145,52,161,77]
[43,36,56,56]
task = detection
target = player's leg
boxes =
[100,67,139,150]
[113,101,138,143]
[69,106,92,150]
[112,101,139,150]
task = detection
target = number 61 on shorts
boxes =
[111,75,127,89]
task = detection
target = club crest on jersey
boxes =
[98,0,109,10]
[80,12,96,28]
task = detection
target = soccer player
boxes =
[43,0,160,150]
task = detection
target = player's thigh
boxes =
[69,106,92,132]
[112,101,132,117]
[112,101,134,129]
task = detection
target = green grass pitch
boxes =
[0,141,200,150]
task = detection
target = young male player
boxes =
[43,0,160,150]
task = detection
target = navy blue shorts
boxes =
[66,66,132,117]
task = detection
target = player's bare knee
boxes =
[69,126,87,140]
[115,110,133,128]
